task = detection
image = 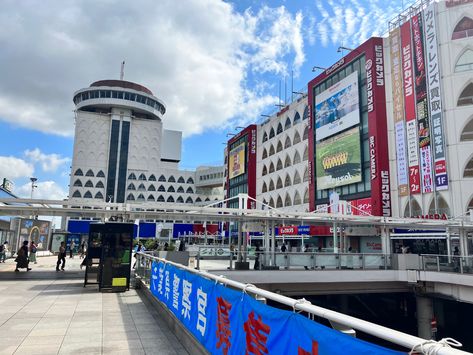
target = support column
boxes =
[381,225,391,255]
[333,222,338,253]
[237,221,242,263]
[271,221,276,266]
[416,296,434,340]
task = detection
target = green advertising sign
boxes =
[316,127,362,190]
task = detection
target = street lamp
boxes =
[226,133,236,137]
[30,177,38,199]
[337,46,354,53]
[312,66,326,72]
[292,91,305,95]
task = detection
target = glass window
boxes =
[458,83,473,106]
[130,93,136,101]
[81,92,89,101]
[124,92,130,100]
[363,138,369,162]
[452,17,473,40]
[112,91,118,99]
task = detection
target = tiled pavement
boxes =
[0,257,189,355]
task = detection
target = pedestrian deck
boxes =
[0,256,188,355]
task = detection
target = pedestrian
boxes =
[303,244,310,270]
[254,245,261,270]
[133,242,143,269]
[0,241,7,262]
[79,241,86,259]
[281,243,287,253]
[69,240,75,258]
[15,240,31,272]
[29,241,38,264]
[56,242,66,271]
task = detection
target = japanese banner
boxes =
[423,3,449,190]
[401,21,421,194]
[150,261,404,355]
[389,27,409,196]
[411,14,434,194]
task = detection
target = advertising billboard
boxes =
[315,71,360,140]
[228,143,246,179]
[315,127,362,190]
[18,218,51,250]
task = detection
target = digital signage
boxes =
[315,71,360,140]
[315,127,362,190]
[228,143,246,179]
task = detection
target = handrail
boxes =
[135,252,469,355]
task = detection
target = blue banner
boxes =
[150,261,404,354]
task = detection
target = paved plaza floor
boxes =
[0,256,189,355]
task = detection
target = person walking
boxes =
[0,241,7,262]
[254,245,262,270]
[56,242,66,271]
[15,240,31,272]
[29,241,38,264]
[69,240,75,258]
[79,241,86,259]
[303,244,310,270]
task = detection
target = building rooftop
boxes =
[90,80,154,96]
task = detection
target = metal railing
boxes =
[133,252,469,355]
[420,254,473,275]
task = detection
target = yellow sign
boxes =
[112,277,127,287]
[229,143,246,179]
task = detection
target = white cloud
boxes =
[16,181,67,201]
[24,148,70,173]
[0,156,34,180]
[0,0,306,138]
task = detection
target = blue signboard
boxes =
[150,261,404,355]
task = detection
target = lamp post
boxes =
[312,66,326,72]
[30,177,38,199]
[337,46,354,55]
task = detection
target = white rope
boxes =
[292,298,312,313]
[409,338,462,355]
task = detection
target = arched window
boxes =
[96,181,104,188]
[157,195,165,202]
[138,183,146,191]
[262,182,268,193]
[403,197,422,217]
[97,170,105,178]
[284,136,291,149]
[284,155,291,168]
[72,190,81,198]
[127,183,136,190]
[187,177,194,184]
[293,112,301,125]
[167,196,175,203]
[461,117,473,142]
[138,173,146,181]
[168,176,176,182]
[269,179,275,191]
[128,173,136,180]
[177,196,184,203]
[177,186,184,193]
[277,123,283,135]
[158,175,166,182]
[303,167,309,182]
[293,131,301,144]
[276,159,283,171]
[262,165,268,176]
[95,192,104,200]
[137,194,145,201]
[186,187,194,193]
[269,162,275,174]
[269,127,275,139]
[294,171,301,184]
[158,185,165,192]
[452,17,473,40]
[74,169,83,176]
[205,197,210,202]
[284,174,291,187]
[294,151,301,164]
[303,126,309,140]
[276,196,283,208]
[285,194,292,207]
[262,132,268,143]
[262,148,268,160]
[467,196,473,212]
[285,117,291,130]
[84,191,93,199]
[464,155,473,177]
[303,145,309,161]
[269,197,275,208]
[303,106,309,120]
[149,174,156,181]
[85,180,93,188]
[428,196,451,216]
[148,185,156,191]
[293,191,302,205]
[269,144,275,156]
[127,193,135,201]
[455,49,473,72]
[276,140,283,153]
[85,169,94,177]
[148,194,155,201]
[167,186,175,192]
[178,176,185,183]
[303,189,309,204]
[186,197,193,204]
[276,177,283,189]
[458,83,473,106]
[195,197,202,203]
[73,179,82,187]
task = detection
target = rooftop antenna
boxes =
[120,61,125,80]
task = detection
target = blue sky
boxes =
[0,0,406,200]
